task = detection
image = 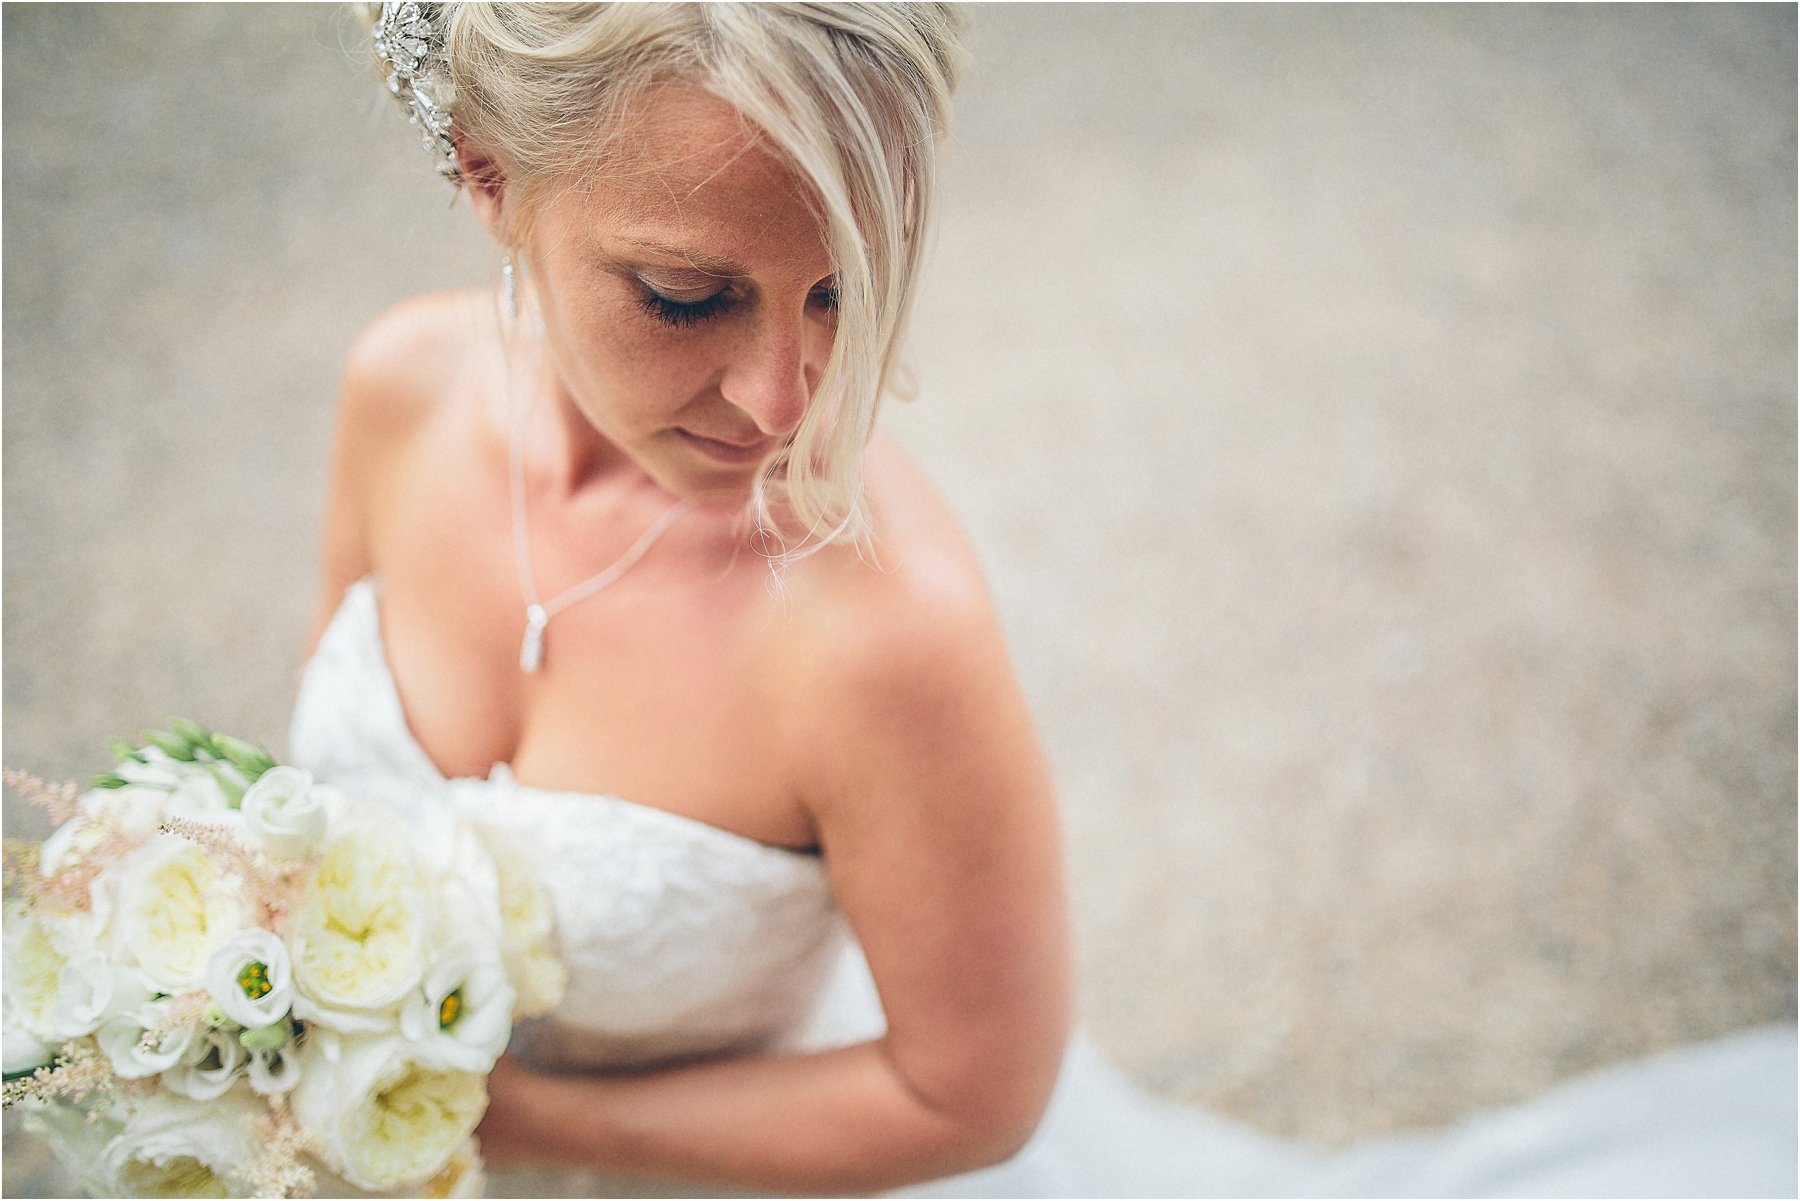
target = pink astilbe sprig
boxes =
[17,812,133,913]
[159,816,316,927]
[240,1095,320,1200]
[1,1039,117,1111]
[2,769,80,826]
[135,991,211,1056]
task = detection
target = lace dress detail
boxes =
[288,579,856,1073]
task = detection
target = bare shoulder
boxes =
[338,289,495,447]
[798,435,996,677]
[306,290,495,650]
[779,435,1028,817]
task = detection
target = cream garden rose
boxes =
[473,825,568,1018]
[3,903,126,1042]
[103,1088,262,1198]
[288,826,431,1032]
[105,835,250,994]
[292,1032,488,1191]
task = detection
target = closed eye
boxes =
[639,286,734,328]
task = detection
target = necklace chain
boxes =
[508,353,694,673]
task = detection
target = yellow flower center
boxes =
[236,960,273,1000]
[438,988,463,1030]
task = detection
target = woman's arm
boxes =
[476,561,1075,1194]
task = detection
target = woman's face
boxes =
[514,85,839,498]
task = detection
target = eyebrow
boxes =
[613,236,747,277]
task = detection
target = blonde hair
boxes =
[416,3,967,557]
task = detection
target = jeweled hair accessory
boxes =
[373,1,461,183]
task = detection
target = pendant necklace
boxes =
[508,370,695,674]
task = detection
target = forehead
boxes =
[549,84,826,273]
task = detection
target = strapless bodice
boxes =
[287,578,859,1073]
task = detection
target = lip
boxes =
[676,428,778,465]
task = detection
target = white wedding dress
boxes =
[290,579,1797,1198]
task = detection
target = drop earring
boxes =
[502,254,519,319]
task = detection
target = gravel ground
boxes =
[4,4,1794,1195]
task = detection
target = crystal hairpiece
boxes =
[372,1,461,183]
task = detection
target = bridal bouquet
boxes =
[2,722,566,1198]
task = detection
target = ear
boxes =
[455,133,511,245]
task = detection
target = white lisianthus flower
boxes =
[247,1039,303,1095]
[204,928,294,1028]
[97,995,200,1080]
[398,944,514,1072]
[240,766,330,859]
[103,1087,261,1198]
[162,1025,249,1101]
[104,836,250,994]
[49,950,134,1040]
[292,1032,488,1192]
[288,827,430,1033]
[473,825,568,1018]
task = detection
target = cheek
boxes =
[560,308,720,416]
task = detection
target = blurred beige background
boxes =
[4,4,1794,1195]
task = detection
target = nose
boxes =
[718,309,824,439]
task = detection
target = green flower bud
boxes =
[238,1020,291,1052]
[89,772,128,790]
[107,738,144,766]
[141,729,196,761]
[168,718,212,750]
[210,734,276,781]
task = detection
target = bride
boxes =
[298,3,1070,1194]
[286,4,1794,1197]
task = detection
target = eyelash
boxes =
[638,288,733,328]
[636,284,840,329]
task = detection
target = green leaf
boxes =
[89,772,128,790]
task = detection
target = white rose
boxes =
[104,836,250,994]
[288,827,430,1033]
[204,928,294,1029]
[162,1025,249,1101]
[103,1086,261,1198]
[472,825,567,1018]
[240,767,330,859]
[398,943,514,1072]
[292,1031,488,1192]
